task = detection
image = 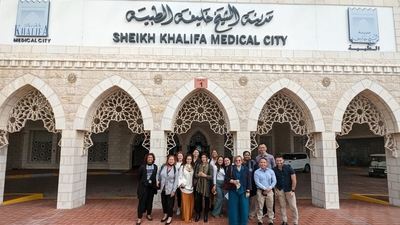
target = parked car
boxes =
[281,152,311,173]
[368,154,387,177]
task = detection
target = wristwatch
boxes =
[291,190,295,192]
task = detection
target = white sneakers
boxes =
[176,207,181,215]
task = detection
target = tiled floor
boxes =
[3,167,395,224]
[4,166,389,199]
[1,198,399,225]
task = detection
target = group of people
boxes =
[136,144,299,225]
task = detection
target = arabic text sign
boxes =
[125,4,274,33]
[348,8,379,43]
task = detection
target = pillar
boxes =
[150,130,167,209]
[0,146,7,204]
[310,132,340,209]
[56,129,88,209]
[387,133,400,206]
[235,131,251,156]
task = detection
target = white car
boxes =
[281,153,311,173]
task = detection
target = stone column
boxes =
[235,131,251,156]
[387,133,400,206]
[57,129,88,209]
[150,130,167,209]
[0,146,8,204]
[310,132,340,209]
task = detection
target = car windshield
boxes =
[369,156,386,166]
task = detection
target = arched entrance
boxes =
[83,89,150,170]
[166,91,233,158]
[251,91,314,199]
[3,89,61,200]
[336,93,390,198]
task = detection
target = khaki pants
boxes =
[276,189,299,224]
[256,189,274,223]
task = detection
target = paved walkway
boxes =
[1,198,399,224]
[4,166,389,199]
[2,166,395,224]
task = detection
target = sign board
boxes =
[15,0,50,37]
[195,78,208,88]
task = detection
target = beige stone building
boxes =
[0,0,399,210]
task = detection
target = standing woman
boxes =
[211,156,225,218]
[178,154,195,222]
[175,151,184,216]
[225,155,252,225]
[157,155,179,225]
[194,152,214,222]
[136,153,158,225]
[223,157,232,214]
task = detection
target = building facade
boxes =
[0,0,400,210]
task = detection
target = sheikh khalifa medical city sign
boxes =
[112,3,288,46]
[13,0,51,43]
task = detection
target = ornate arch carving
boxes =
[91,90,145,134]
[338,94,397,157]
[82,90,147,155]
[338,94,386,136]
[7,90,58,133]
[174,91,227,135]
[254,92,315,156]
[257,93,308,135]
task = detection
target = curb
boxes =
[2,193,43,205]
[350,194,389,205]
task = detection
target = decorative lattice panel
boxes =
[385,134,397,158]
[7,90,57,133]
[30,131,53,162]
[88,142,108,162]
[224,133,234,156]
[0,130,9,149]
[133,132,151,151]
[257,93,308,135]
[174,92,227,135]
[88,132,108,162]
[338,94,387,136]
[142,131,150,151]
[167,132,181,154]
[91,90,145,134]
[250,132,258,151]
[189,130,208,146]
[306,133,316,157]
[82,132,93,156]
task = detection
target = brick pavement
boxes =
[1,198,400,225]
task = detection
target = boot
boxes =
[204,214,208,222]
[195,213,200,222]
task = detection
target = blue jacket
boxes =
[224,165,252,192]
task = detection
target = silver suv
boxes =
[281,153,311,173]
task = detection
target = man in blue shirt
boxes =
[254,158,276,225]
[273,154,299,225]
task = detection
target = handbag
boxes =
[222,166,234,190]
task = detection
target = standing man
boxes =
[254,158,276,225]
[243,151,257,219]
[273,154,299,225]
[255,143,276,217]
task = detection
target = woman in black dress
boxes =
[136,153,158,225]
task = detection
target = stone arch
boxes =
[248,78,325,133]
[73,75,154,131]
[332,79,400,133]
[0,74,66,130]
[161,78,240,132]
